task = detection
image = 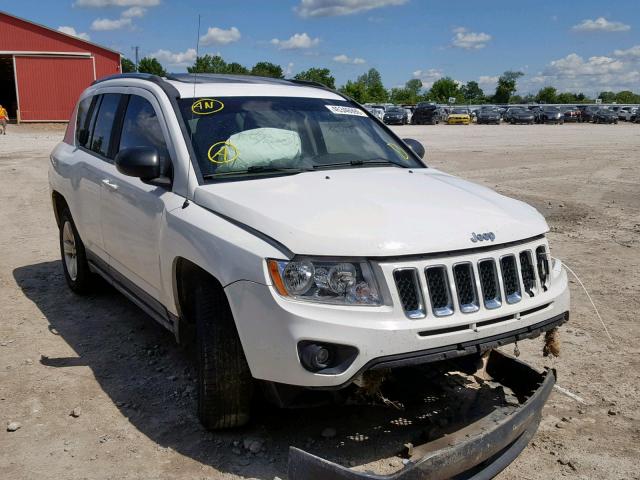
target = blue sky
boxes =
[2,0,639,95]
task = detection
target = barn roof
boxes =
[0,10,121,57]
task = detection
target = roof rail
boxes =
[165,73,293,85]
[91,73,180,99]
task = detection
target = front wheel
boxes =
[59,208,94,294]
[195,279,253,430]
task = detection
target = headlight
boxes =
[267,258,382,306]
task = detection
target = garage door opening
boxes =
[0,56,18,121]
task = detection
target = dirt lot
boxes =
[1,122,639,479]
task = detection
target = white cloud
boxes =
[412,68,443,88]
[478,75,499,90]
[285,62,295,76]
[90,17,132,30]
[271,33,320,50]
[545,53,624,77]
[75,0,159,6]
[121,6,146,17]
[150,48,197,66]
[451,27,491,50]
[296,0,407,17]
[333,54,365,64]
[613,45,640,58]
[57,26,90,40]
[572,17,630,33]
[199,26,241,46]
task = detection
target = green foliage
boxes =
[357,68,389,103]
[535,86,558,104]
[250,61,284,79]
[339,80,367,103]
[555,92,592,104]
[187,54,229,74]
[137,57,166,77]
[428,77,461,103]
[121,57,136,73]
[597,91,616,103]
[294,68,336,89]
[226,62,249,75]
[492,71,523,103]
[460,81,485,103]
[614,90,640,104]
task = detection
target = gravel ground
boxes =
[0,122,639,479]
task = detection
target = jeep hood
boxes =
[194,167,548,257]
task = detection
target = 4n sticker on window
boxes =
[325,105,367,117]
[192,98,224,115]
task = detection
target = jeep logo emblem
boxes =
[471,232,495,243]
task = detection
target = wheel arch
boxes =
[51,190,69,228]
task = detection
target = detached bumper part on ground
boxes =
[288,350,556,480]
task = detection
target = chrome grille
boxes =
[500,255,522,304]
[519,251,536,297]
[391,241,551,318]
[425,266,454,316]
[478,259,501,309]
[393,269,425,318]
[453,263,479,313]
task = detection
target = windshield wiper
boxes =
[202,165,306,179]
[312,159,407,170]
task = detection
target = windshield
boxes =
[179,97,422,179]
[386,107,404,113]
[451,108,468,114]
[543,107,560,112]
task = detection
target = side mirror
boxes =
[402,138,425,159]
[115,147,161,180]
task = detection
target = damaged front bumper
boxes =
[288,350,555,480]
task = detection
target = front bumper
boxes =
[224,246,569,388]
[289,349,556,479]
[447,117,470,124]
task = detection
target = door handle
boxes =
[102,178,118,191]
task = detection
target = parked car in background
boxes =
[383,106,409,125]
[446,107,471,125]
[411,102,441,125]
[504,107,535,124]
[476,106,501,124]
[593,108,618,124]
[364,105,385,121]
[578,106,599,123]
[561,106,581,122]
[535,106,564,125]
[403,107,413,124]
[618,106,637,121]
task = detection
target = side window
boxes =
[118,95,170,165]
[76,95,96,147]
[90,93,121,159]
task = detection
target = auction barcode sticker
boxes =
[325,105,368,117]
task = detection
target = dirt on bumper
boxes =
[288,350,555,479]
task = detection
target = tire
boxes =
[195,279,253,430]
[59,208,94,294]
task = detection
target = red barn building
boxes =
[0,11,121,122]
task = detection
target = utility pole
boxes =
[132,46,139,72]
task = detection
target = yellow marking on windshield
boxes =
[386,143,409,160]
[192,98,224,115]
[207,141,239,164]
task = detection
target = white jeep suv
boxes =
[49,73,569,430]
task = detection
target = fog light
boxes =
[300,343,332,371]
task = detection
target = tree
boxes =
[597,91,616,103]
[460,81,484,103]
[339,80,367,103]
[250,61,284,79]
[137,57,166,77]
[535,86,557,104]
[294,67,336,89]
[614,90,640,104]
[428,77,461,103]
[188,54,228,74]
[492,71,523,104]
[226,62,249,75]
[357,68,388,102]
[121,57,136,73]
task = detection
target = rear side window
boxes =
[90,93,121,159]
[118,95,170,165]
[76,95,95,147]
